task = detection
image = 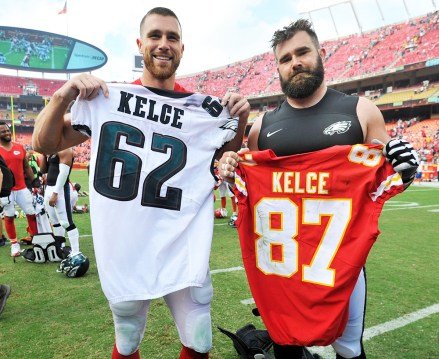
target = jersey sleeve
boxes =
[70,98,93,138]
[369,160,404,204]
[214,115,239,149]
[186,92,238,149]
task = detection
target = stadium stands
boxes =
[0,11,437,168]
[387,118,439,158]
[178,12,439,97]
[0,74,65,96]
[374,84,439,106]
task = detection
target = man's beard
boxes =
[1,136,11,143]
[280,56,324,99]
[143,52,181,80]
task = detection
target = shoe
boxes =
[10,242,21,257]
[0,284,11,315]
[0,235,6,247]
[19,236,33,245]
[228,214,238,228]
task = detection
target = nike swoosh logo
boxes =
[267,129,282,137]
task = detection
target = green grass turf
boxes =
[0,172,437,358]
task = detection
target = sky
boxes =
[0,0,436,82]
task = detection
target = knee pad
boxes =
[23,206,36,215]
[184,309,212,354]
[3,202,15,217]
[22,199,36,215]
[110,301,147,356]
[110,301,144,317]
[179,277,213,353]
[189,276,213,305]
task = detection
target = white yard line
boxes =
[237,297,439,358]
[210,266,244,274]
[309,303,439,358]
[383,204,439,211]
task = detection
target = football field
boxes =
[0,40,69,70]
[0,170,437,359]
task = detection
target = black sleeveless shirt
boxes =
[46,154,72,186]
[258,88,364,156]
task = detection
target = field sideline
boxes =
[0,171,437,359]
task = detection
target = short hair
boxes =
[74,183,81,191]
[271,19,320,52]
[139,7,181,36]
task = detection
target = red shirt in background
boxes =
[0,143,27,190]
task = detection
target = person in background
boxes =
[69,182,88,213]
[0,122,38,256]
[39,148,84,264]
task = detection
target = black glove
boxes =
[383,139,420,186]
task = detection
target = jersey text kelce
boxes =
[234,145,404,346]
[71,83,238,303]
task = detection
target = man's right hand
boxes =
[49,192,58,207]
[218,149,249,183]
[55,73,109,104]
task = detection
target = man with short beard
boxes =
[0,122,38,257]
[218,19,419,359]
[32,6,249,359]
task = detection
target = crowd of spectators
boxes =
[3,116,436,169]
[178,11,439,97]
[387,117,439,165]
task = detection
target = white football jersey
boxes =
[71,83,238,303]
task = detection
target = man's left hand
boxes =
[382,138,420,187]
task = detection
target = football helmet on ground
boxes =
[58,252,89,278]
[214,208,228,218]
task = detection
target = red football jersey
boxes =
[234,144,404,346]
[0,142,27,190]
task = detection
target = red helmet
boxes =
[214,208,228,218]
